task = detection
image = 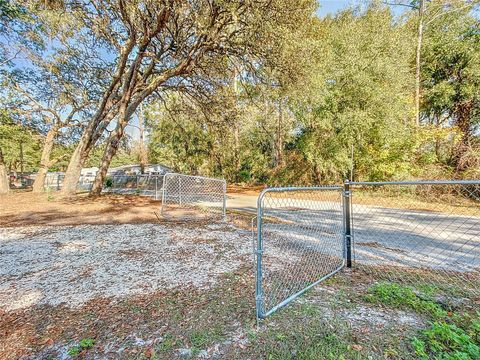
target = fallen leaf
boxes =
[144,347,153,358]
[352,344,363,351]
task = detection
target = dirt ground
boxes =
[1,191,479,359]
[0,192,167,227]
[0,188,263,228]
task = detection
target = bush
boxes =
[104,177,113,188]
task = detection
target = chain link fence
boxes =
[161,173,226,220]
[41,174,164,199]
[349,180,480,299]
[103,174,164,199]
[44,173,65,190]
[255,186,345,318]
[255,180,480,319]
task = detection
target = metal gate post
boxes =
[222,180,227,219]
[161,174,167,215]
[343,180,352,268]
[255,194,264,319]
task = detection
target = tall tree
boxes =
[421,1,480,173]
[31,0,314,196]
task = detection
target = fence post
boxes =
[155,176,158,200]
[222,180,227,219]
[255,194,264,319]
[161,175,167,215]
[343,180,352,268]
[179,176,182,205]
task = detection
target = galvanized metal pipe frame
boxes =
[161,172,227,218]
[255,185,345,319]
[254,179,480,319]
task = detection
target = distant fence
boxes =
[41,173,165,199]
[44,174,65,190]
[102,174,164,199]
[161,173,226,220]
[255,180,480,319]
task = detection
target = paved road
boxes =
[226,194,480,273]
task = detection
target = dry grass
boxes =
[0,192,163,227]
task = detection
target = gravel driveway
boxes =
[0,223,252,312]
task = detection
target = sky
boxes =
[317,0,353,17]
[316,0,409,18]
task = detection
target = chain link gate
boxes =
[254,180,480,319]
[255,186,346,319]
[161,173,226,220]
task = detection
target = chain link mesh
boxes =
[161,173,226,220]
[349,181,480,299]
[103,174,164,199]
[255,187,345,318]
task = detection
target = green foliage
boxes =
[0,0,24,20]
[412,321,480,360]
[366,282,480,359]
[189,326,224,349]
[143,2,480,185]
[79,338,94,349]
[156,333,180,352]
[103,176,113,188]
[3,0,480,188]
[0,110,42,171]
[364,282,447,318]
[67,338,95,357]
[421,1,480,172]
[67,346,80,356]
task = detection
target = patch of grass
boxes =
[298,303,321,316]
[243,296,415,360]
[412,320,480,360]
[67,338,95,357]
[364,282,447,318]
[365,282,480,359]
[156,333,181,352]
[189,325,224,348]
[260,323,365,360]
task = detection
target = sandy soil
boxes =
[0,192,167,227]
[0,222,252,311]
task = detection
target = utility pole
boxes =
[415,0,425,127]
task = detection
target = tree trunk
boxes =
[232,66,241,178]
[454,100,473,172]
[274,99,284,167]
[32,127,57,193]
[0,147,9,194]
[90,113,129,195]
[90,139,119,196]
[414,0,425,126]
[138,103,147,174]
[60,109,117,196]
[313,164,322,185]
[60,140,87,196]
